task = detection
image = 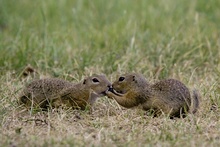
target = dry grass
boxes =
[0,70,219,146]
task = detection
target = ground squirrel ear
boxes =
[83,79,86,84]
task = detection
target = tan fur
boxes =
[19,74,111,110]
[107,73,200,117]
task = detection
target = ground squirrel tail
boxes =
[191,90,200,114]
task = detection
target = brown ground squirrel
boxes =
[19,74,111,110]
[107,73,200,117]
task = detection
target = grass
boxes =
[0,0,220,146]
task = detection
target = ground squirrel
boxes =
[19,74,111,110]
[107,73,200,117]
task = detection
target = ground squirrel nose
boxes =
[108,86,113,92]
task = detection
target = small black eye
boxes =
[119,77,125,82]
[92,78,99,83]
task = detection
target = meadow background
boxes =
[0,0,220,146]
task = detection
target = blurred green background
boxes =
[0,0,219,78]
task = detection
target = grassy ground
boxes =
[0,0,220,146]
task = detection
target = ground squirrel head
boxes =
[107,73,149,108]
[109,73,149,96]
[82,74,112,97]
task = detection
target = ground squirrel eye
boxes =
[119,77,125,82]
[92,78,99,83]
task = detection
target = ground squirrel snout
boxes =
[106,73,200,118]
[19,74,111,110]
